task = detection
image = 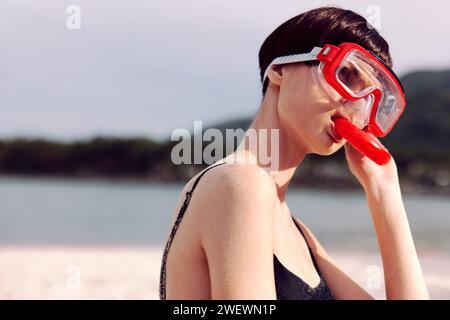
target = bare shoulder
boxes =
[186,161,278,219]
[201,162,277,194]
[189,162,279,221]
[188,162,279,298]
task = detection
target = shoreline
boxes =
[1,173,449,197]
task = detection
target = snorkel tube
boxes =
[333,116,391,165]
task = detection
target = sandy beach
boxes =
[0,246,449,300]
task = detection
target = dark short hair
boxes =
[258,6,392,95]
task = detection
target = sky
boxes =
[1,0,450,141]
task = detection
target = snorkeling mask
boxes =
[263,42,406,165]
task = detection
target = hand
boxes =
[343,137,400,194]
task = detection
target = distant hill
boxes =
[383,69,450,165]
[203,117,252,133]
[0,69,449,194]
[200,69,450,167]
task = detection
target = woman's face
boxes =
[273,63,356,156]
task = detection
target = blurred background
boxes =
[0,0,449,299]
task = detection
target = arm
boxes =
[305,142,430,300]
[197,164,278,299]
[364,180,429,299]
[344,142,429,299]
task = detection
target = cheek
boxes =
[278,88,326,148]
[279,83,329,129]
[278,84,343,153]
[277,86,307,132]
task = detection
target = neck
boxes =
[233,85,308,201]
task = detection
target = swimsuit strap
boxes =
[159,161,228,300]
[291,216,322,275]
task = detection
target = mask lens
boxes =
[311,63,373,129]
[376,88,403,133]
[312,62,342,102]
[336,51,378,97]
[335,49,405,135]
[344,94,373,129]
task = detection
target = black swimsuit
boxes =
[274,217,334,300]
[159,162,335,300]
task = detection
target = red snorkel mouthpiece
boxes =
[333,117,391,165]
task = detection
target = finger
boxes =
[344,142,365,162]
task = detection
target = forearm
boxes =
[364,183,429,299]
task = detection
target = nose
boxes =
[332,103,368,129]
[332,104,351,119]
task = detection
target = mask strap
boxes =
[262,47,322,83]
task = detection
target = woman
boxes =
[159,7,429,299]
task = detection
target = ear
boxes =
[266,64,283,86]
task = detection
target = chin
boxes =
[313,135,344,156]
[315,147,338,156]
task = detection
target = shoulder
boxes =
[191,162,278,211]
[188,161,279,241]
[191,162,279,298]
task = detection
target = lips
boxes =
[328,123,344,143]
